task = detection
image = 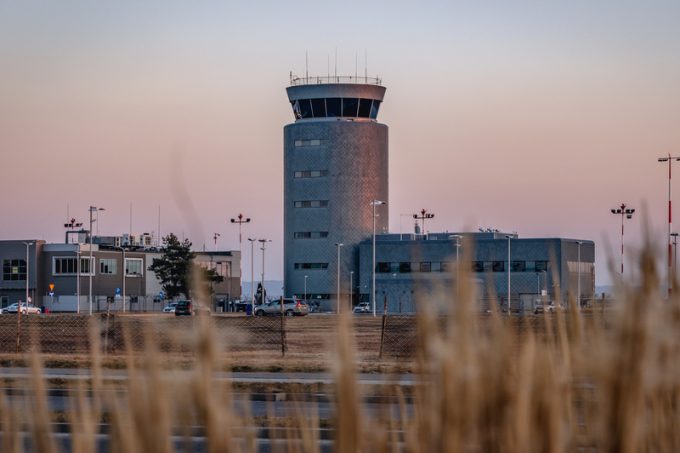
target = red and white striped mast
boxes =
[611,203,635,276]
[658,155,680,297]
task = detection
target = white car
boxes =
[162,302,178,313]
[353,302,371,314]
[3,303,41,315]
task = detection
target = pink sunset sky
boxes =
[1,1,679,285]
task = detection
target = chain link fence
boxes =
[0,310,597,358]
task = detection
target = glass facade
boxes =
[290,98,381,120]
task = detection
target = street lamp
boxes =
[20,242,34,351]
[371,200,386,317]
[247,238,256,315]
[610,203,635,276]
[349,271,354,311]
[413,209,434,235]
[658,156,680,295]
[505,235,511,314]
[304,275,308,304]
[88,206,105,315]
[213,232,221,250]
[576,241,583,308]
[672,232,679,289]
[231,213,251,299]
[449,234,462,285]
[335,243,343,314]
[113,246,126,313]
[258,239,271,306]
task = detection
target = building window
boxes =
[326,98,341,116]
[294,200,328,208]
[420,262,432,273]
[431,262,442,272]
[53,256,94,276]
[100,259,117,275]
[399,262,411,273]
[492,261,505,273]
[294,170,328,178]
[294,263,328,270]
[125,258,144,276]
[294,231,329,239]
[358,98,373,118]
[370,100,381,119]
[2,259,26,281]
[534,261,549,272]
[311,98,326,118]
[342,98,359,117]
[472,261,484,273]
[376,262,390,273]
[294,139,322,147]
[511,261,526,272]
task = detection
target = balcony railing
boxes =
[289,75,382,87]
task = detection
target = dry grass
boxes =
[0,240,679,452]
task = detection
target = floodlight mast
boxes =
[658,155,680,297]
[610,203,635,276]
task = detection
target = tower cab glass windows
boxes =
[290,98,381,120]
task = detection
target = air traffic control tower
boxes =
[284,75,388,310]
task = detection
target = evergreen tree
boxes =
[148,233,195,299]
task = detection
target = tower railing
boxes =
[290,75,382,87]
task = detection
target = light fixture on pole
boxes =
[658,155,680,296]
[371,200,386,317]
[610,203,635,276]
[88,206,105,316]
[19,241,34,352]
[304,275,308,304]
[672,232,679,290]
[247,238,256,315]
[449,234,462,286]
[576,241,583,308]
[349,271,354,311]
[335,243,343,314]
[505,235,512,314]
[413,209,434,235]
[231,214,251,300]
[113,246,127,313]
[213,232,221,250]
[258,239,271,306]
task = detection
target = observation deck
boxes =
[286,74,386,121]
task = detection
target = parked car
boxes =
[174,300,210,316]
[162,302,178,313]
[3,303,41,315]
[353,302,371,314]
[254,298,309,317]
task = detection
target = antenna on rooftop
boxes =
[355,51,358,79]
[334,48,337,80]
[365,49,368,82]
[305,50,308,83]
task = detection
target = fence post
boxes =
[379,295,387,359]
[280,296,286,357]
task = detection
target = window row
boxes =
[294,263,329,270]
[293,231,329,239]
[294,170,328,178]
[294,200,328,208]
[291,98,381,120]
[376,260,550,274]
[294,139,322,147]
[2,259,26,281]
[52,257,144,277]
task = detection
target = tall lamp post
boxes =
[610,204,635,276]
[247,238,256,315]
[88,206,105,315]
[658,156,680,296]
[672,232,679,289]
[413,209,434,235]
[258,239,271,306]
[304,275,308,304]
[113,247,126,313]
[371,200,386,317]
[349,271,354,311]
[231,213,251,299]
[576,241,583,308]
[335,243,343,314]
[505,235,512,314]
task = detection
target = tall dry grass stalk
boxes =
[1,238,680,451]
